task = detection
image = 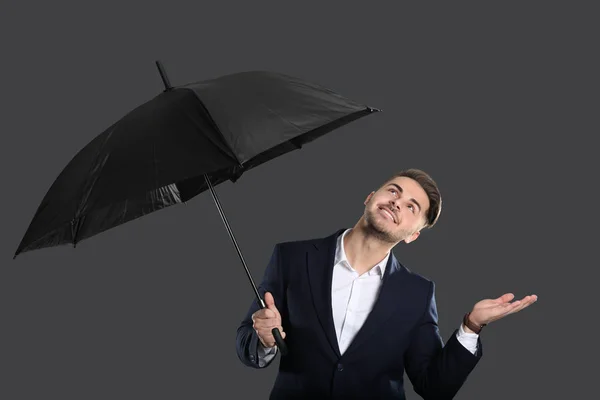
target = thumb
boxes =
[264,292,277,310]
[494,293,515,304]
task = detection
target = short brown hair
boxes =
[381,168,442,229]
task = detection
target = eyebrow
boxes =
[388,183,422,213]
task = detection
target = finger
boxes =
[270,326,286,340]
[495,294,534,310]
[529,294,538,302]
[256,330,275,347]
[256,326,286,346]
[253,318,281,330]
[511,294,538,307]
[506,295,538,314]
[493,295,536,319]
[494,293,515,304]
[252,308,277,321]
[484,294,539,322]
[257,325,286,337]
[276,326,286,340]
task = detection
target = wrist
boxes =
[462,322,477,334]
[463,312,486,334]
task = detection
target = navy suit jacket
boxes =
[236,229,482,399]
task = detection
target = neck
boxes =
[343,220,395,274]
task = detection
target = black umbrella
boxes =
[14,60,380,354]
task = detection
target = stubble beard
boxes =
[364,207,413,244]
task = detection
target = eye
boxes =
[408,204,415,213]
[390,189,397,195]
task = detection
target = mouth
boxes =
[378,207,397,224]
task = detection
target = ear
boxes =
[404,230,421,244]
[364,191,375,205]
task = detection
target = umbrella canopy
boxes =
[14,65,379,257]
[14,61,381,354]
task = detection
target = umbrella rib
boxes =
[260,102,304,133]
[185,89,245,169]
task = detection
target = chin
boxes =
[365,218,395,240]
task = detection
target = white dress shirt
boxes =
[257,229,479,366]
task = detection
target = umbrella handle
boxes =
[258,297,288,356]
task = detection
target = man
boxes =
[236,168,537,399]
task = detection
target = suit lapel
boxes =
[306,229,345,359]
[342,254,409,357]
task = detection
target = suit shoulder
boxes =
[273,230,338,251]
[274,236,320,252]
[270,228,347,252]
[395,258,435,288]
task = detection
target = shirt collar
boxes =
[334,228,390,278]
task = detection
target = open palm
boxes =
[470,293,538,326]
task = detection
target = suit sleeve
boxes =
[404,281,482,399]
[235,243,286,369]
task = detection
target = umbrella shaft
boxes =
[204,174,265,308]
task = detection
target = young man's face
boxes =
[363,176,430,244]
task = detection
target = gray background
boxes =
[1,2,597,399]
